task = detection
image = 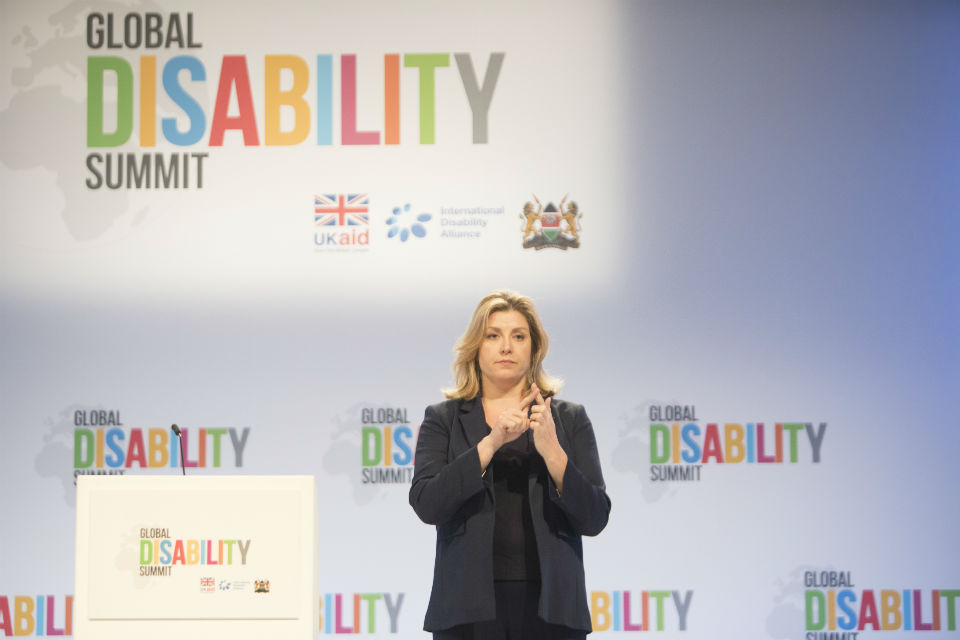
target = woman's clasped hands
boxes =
[490,384,559,456]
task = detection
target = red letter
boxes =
[210,56,260,146]
[125,429,147,468]
[701,424,724,463]
[0,596,13,635]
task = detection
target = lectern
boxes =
[75,475,317,639]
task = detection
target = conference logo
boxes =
[84,12,506,190]
[35,405,252,508]
[361,407,415,484]
[804,572,959,636]
[0,592,408,635]
[314,193,371,250]
[319,592,404,635]
[767,567,959,638]
[71,409,251,482]
[590,589,693,632]
[138,527,252,578]
[520,195,582,250]
[613,403,827,485]
[0,595,72,637]
[321,403,418,505]
[386,203,433,243]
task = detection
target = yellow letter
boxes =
[724,423,745,463]
[265,55,310,145]
[591,591,611,632]
[880,590,901,630]
[148,428,169,467]
[14,596,35,636]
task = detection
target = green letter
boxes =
[361,427,382,466]
[805,590,825,630]
[87,57,134,147]
[74,429,93,468]
[404,54,450,144]
[650,424,669,464]
[140,540,152,565]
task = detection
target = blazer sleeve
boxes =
[547,402,611,536]
[408,402,487,526]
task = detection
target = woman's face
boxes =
[477,309,532,392]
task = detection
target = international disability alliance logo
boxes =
[386,203,432,242]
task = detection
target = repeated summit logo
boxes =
[314,193,370,250]
[521,194,581,250]
[69,407,251,483]
[319,592,405,635]
[612,403,827,485]
[590,589,693,633]
[321,404,417,505]
[360,407,415,484]
[767,567,959,638]
[0,594,72,637]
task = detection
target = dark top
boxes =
[491,432,540,581]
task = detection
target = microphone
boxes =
[171,424,186,476]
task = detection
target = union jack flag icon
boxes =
[314,194,369,226]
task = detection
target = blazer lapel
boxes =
[458,397,490,449]
[551,399,572,453]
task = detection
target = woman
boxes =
[409,290,611,639]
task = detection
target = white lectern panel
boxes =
[75,475,316,640]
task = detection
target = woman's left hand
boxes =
[528,386,567,493]
[528,385,559,455]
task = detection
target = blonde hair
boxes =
[443,290,562,399]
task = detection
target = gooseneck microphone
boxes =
[171,424,186,475]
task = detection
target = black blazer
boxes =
[409,397,611,632]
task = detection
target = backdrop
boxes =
[1,0,958,638]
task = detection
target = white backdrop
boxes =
[1,1,958,638]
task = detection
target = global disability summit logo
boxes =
[84,10,506,190]
[777,568,960,637]
[138,527,252,578]
[320,591,405,634]
[70,407,251,482]
[612,402,827,485]
[590,589,693,632]
[0,594,73,636]
[360,407,415,484]
[645,403,827,481]
[321,403,418,505]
